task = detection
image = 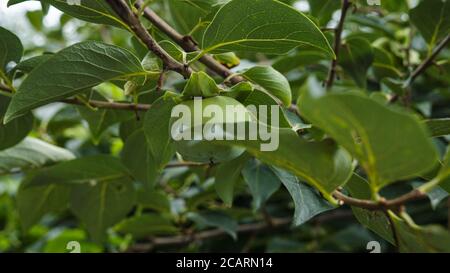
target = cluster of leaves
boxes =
[0,0,449,253]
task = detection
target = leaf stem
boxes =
[332,189,426,211]
[406,34,450,86]
[0,71,16,93]
[417,176,442,193]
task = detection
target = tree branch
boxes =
[61,98,150,111]
[333,189,426,211]
[126,217,292,252]
[106,0,192,78]
[408,34,450,85]
[134,0,244,84]
[325,0,351,89]
[125,210,356,253]
[165,162,210,168]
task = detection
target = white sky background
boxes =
[0,1,63,45]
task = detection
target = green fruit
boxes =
[171,96,252,163]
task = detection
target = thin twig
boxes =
[126,209,357,253]
[106,0,192,78]
[126,217,292,252]
[62,98,151,111]
[325,0,351,89]
[408,34,450,85]
[135,0,244,84]
[333,189,426,211]
[165,162,210,168]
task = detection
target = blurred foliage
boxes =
[0,0,449,253]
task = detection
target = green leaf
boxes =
[26,10,44,31]
[144,92,180,171]
[6,0,26,6]
[77,93,133,142]
[223,82,254,101]
[43,229,102,253]
[119,116,144,142]
[17,179,70,231]
[115,214,178,239]
[24,154,136,242]
[271,167,333,226]
[46,106,81,135]
[187,211,238,240]
[182,71,222,98]
[167,0,224,39]
[70,176,136,242]
[339,37,374,88]
[0,26,23,73]
[12,54,53,75]
[24,155,132,187]
[241,89,291,128]
[0,137,75,175]
[137,190,171,212]
[159,40,186,63]
[410,0,450,47]
[201,0,334,57]
[389,212,450,253]
[121,130,158,188]
[0,97,33,151]
[425,118,450,137]
[213,52,240,68]
[242,160,281,210]
[272,50,326,74]
[241,66,292,106]
[5,41,146,123]
[215,126,353,203]
[411,181,448,210]
[307,0,340,26]
[9,0,126,29]
[13,138,75,231]
[381,0,409,12]
[345,174,395,244]
[298,79,439,191]
[424,147,450,191]
[215,152,250,206]
[372,47,402,80]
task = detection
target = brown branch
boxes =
[62,98,150,111]
[126,209,356,253]
[126,217,292,252]
[106,0,192,78]
[165,162,210,169]
[135,0,244,85]
[333,189,426,211]
[408,34,450,85]
[325,0,351,89]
